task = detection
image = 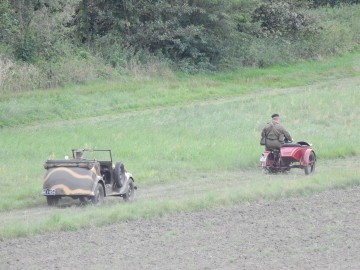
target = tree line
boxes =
[0,0,359,90]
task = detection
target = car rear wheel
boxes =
[123,179,135,202]
[47,196,59,206]
[304,152,316,175]
[91,183,104,205]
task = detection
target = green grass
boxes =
[0,73,360,201]
[1,73,359,210]
[0,49,359,128]
[0,51,360,239]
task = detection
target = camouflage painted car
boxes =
[42,149,135,206]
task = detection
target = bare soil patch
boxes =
[1,187,360,269]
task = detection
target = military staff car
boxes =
[42,149,136,206]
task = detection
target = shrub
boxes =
[313,0,360,7]
[252,0,320,38]
[0,55,14,92]
[0,0,19,51]
[0,56,45,92]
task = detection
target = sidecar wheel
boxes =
[304,152,316,175]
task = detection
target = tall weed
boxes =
[0,55,14,91]
[0,56,46,92]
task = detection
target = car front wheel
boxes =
[123,179,135,202]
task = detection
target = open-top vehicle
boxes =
[259,141,316,175]
[43,149,136,206]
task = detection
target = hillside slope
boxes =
[0,53,359,239]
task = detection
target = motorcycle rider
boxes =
[261,114,292,151]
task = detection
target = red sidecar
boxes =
[259,141,316,174]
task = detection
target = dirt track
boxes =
[1,187,360,269]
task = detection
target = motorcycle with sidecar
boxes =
[259,141,316,174]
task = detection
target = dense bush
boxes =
[252,1,319,38]
[313,0,360,6]
[0,0,19,52]
[73,0,252,71]
[0,0,359,91]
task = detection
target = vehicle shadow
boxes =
[55,196,125,208]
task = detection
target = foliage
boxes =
[240,2,360,67]
[73,0,252,71]
[0,0,360,91]
[0,0,19,50]
[4,0,78,62]
[252,0,320,38]
[313,0,360,6]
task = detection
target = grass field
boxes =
[1,49,359,128]
[0,51,359,239]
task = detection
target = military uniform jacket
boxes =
[261,122,292,149]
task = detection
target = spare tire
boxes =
[114,161,125,188]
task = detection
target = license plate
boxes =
[259,156,266,162]
[43,189,56,195]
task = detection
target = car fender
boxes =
[91,176,106,196]
[303,149,316,166]
[116,172,135,194]
[125,172,134,181]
